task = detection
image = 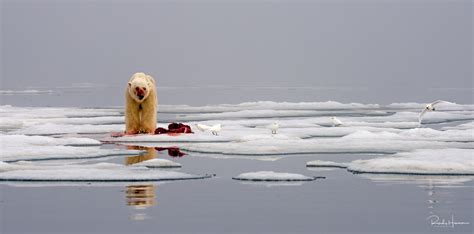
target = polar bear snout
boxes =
[134,87,148,100]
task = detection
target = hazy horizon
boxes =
[1,0,472,105]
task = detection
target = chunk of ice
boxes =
[1,135,139,162]
[306,149,474,175]
[348,149,474,175]
[0,162,211,182]
[233,171,317,181]
[133,158,182,168]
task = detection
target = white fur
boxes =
[125,72,157,134]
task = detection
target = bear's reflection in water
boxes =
[125,146,186,165]
[122,146,185,220]
[123,147,157,220]
[125,146,158,165]
[126,184,156,208]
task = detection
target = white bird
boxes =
[209,124,222,136]
[195,123,211,132]
[418,100,448,124]
[330,117,343,127]
[269,121,279,134]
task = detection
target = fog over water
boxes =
[1,0,472,106]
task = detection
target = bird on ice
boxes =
[195,123,210,132]
[418,100,449,124]
[330,117,343,127]
[269,121,279,134]
[209,124,222,136]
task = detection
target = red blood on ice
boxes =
[154,123,193,135]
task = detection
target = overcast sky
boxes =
[1,0,472,103]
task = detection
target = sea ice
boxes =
[0,162,211,182]
[347,149,474,175]
[306,149,474,175]
[1,134,140,162]
[232,171,317,181]
[133,158,182,168]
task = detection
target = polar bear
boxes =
[125,72,157,134]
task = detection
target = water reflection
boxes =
[357,174,474,218]
[155,147,186,157]
[121,146,186,221]
[126,184,156,208]
[124,147,158,220]
[125,146,157,165]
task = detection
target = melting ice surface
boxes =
[1,101,473,182]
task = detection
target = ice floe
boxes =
[306,149,474,175]
[133,158,182,168]
[232,171,318,181]
[2,102,473,177]
[348,149,474,175]
[169,136,472,156]
[1,135,140,162]
[12,123,124,135]
[0,162,210,182]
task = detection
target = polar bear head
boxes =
[128,72,154,103]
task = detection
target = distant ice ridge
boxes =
[233,171,317,181]
[0,162,210,182]
[0,89,54,95]
[307,149,474,175]
[0,135,141,162]
[387,102,474,110]
[159,101,381,113]
[12,123,124,135]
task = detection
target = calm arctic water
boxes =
[1,90,473,234]
[1,151,473,234]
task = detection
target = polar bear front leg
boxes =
[125,99,141,134]
[140,104,157,134]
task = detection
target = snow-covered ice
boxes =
[1,135,141,162]
[12,123,124,135]
[1,101,473,179]
[133,158,182,168]
[233,171,317,181]
[306,149,474,175]
[0,162,210,182]
[347,149,474,175]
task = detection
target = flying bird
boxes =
[269,121,279,134]
[330,117,343,127]
[209,124,222,136]
[418,100,449,124]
